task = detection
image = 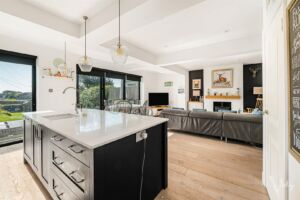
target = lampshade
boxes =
[111,43,128,65]
[78,16,93,72]
[253,87,263,95]
[78,56,93,72]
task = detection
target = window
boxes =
[105,78,124,102]
[76,66,141,109]
[126,80,140,103]
[0,50,36,146]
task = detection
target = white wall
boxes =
[0,33,164,111]
[199,64,244,111]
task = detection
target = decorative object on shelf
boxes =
[78,16,93,72]
[207,88,211,96]
[53,58,64,67]
[164,81,173,87]
[42,41,74,79]
[111,0,128,65]
[212,69,233,88]
[236,88,240,96]
[249,66,261,78]
[192,79,201,89]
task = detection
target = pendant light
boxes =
[111,0,128,65]
[79,16,93,72]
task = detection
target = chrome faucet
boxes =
[62,86,81,114]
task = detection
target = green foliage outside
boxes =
[0,108,23,122]
[79,75,114,109]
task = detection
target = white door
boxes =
[263,6,288,200]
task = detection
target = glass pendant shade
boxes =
[78,55,93,72]
[111,43,128,65]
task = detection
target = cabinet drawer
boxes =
[50,170,80,200]
[51,143,90,194]
[51,134,91,166]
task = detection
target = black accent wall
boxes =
[189,70,204,100]
[243,64,262,110]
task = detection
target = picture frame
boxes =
[192,79,201,89]
[287,0,300,163]
[211,69,233,88]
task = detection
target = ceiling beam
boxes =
[0,0,80,37]
[88,0,206,44]
[156,35,262,66]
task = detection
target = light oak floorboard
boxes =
[156,132,269,200]
[0,132,269,200]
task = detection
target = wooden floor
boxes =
[0,132,269,200]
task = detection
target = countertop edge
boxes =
[24,112,168,149]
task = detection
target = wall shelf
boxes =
[205,95,241,100]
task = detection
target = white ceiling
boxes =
[0,0,263,74]
[124,0,262,55]
[21,0,115,24]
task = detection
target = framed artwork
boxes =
[192,79,201,89]
[287,0,300,162]
[211,69,233,88]
[164,81,173,87]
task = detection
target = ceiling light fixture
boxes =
[111,0,128,65]
[78,16,93,72]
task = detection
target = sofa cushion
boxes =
[223,113,262,123]
[160,109,190,117]
[189,111,223,120]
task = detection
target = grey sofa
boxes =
[223,113,263,144]
[160,109,263,145]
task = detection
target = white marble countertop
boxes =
[23,109,168,149]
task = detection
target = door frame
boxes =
[0,49,37,147]
[262,2,289,199]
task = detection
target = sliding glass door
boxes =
[77,66,141,110]
[0,50,36,146]
[105,77,124,104]
[78,74,101,109]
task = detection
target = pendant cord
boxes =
[85,17,87,57]
[64,41,67,64]
[118,0,121,47]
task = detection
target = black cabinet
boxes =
[94,123,167,200]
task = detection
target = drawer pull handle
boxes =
[53,185,64,199]
[53,156,64,166]
[51,135,64,142]
[69,171,85,183]
[68,144,85,154]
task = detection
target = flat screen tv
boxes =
[148,93,169,106]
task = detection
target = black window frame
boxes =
[0,49,37,111]
[76,65,141,110]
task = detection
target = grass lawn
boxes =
[0,112,23,122]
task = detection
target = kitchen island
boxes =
[23,109,168,200]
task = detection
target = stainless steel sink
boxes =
[43,113,78,120]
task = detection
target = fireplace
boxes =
[213,102,232,112]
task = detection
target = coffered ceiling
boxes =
[0,0,263,74]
